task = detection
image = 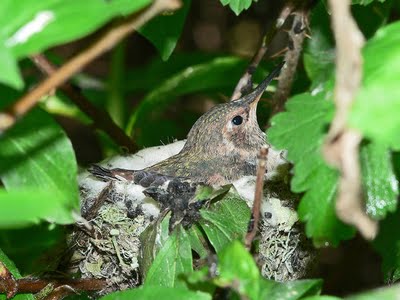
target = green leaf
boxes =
[0,190,75,228]
[219,0,256,15]
[0,0,151,89]
[127,56,249,136]
[145,226,193,288]
[268,93,355,246]
[302,297,341,300]
[186,225,208,259]
[350,21,400,150]
[139,0,191,60]
[185,267,217,296]
[99,285,211,300]
[372,207,400,283]
[139,215,170,280]
[199,193,250,252]
[260,279,323,300]
[297,165,355,246]
[0,44,23,89]
[360,142,399,219]
[124,53,220,92]
[3,0,151,57]
[346,283,400,300]
[216,241,260,300]
[352,0,386,5]
[0,109,78,226]
[303,2,335,87]
[352,1,392,38]
[0,248,34,300]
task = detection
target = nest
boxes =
[258,180,315,281]
[63,142,315,294]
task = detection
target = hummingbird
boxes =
[90,62,284,187]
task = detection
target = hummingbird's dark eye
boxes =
[232,115,243,125]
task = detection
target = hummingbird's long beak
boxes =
[241,61,285,105]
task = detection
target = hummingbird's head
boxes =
[182,63,284,158]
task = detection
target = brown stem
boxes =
[0,0,181,134]
[245,146,268,250]
[31,54,137,152]
[230,4,294,101]
[0,261,107,299]
[4,278,106,297]
[271,11,309,115]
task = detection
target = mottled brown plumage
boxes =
[90,63,284,186]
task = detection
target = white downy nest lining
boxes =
[70,140,314,294]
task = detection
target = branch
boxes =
[0,0,181,135]
[245,146,268,250]
[323,0,377,239]
[230,4,294,101]
[271,11,309,114]
[0,261,106,299]
[31,54,137,152]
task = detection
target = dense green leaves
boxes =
[350,21,400,150]
[139,0,191,61]
[219,0,257,15]
[0,0,151,88]
[268,92,355,246]
[269,32,400,245]
[0,109,78,226]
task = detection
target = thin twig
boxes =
[31,54,137,152]
[245,146,269,250]
[230,4,294,101]
[324,0,377,239]
[272,11,309,114]
[0,0,181,134]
